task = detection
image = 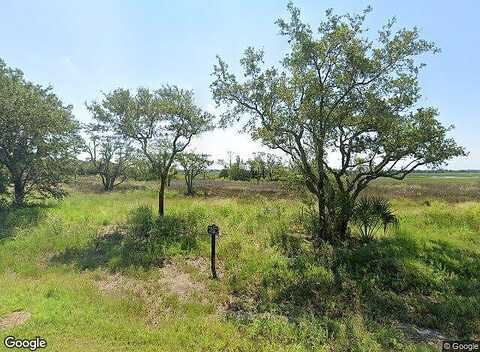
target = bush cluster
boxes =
[122,205,202,267]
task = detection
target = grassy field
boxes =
[0,175,479,351]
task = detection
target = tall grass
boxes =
[1,186,479,351]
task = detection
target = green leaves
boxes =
[0,58,80,205]
[178,152,212,195]
[351,197,399,240]
[178,152,212,176]
[210,3,466,241]
[88,85,215,215]
[82,123,134,191]
[88,85,214,175]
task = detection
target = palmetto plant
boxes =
[351,197,399,240]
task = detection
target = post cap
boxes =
[207,224,219,236]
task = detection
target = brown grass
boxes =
[67,176,480,202]
[0,311,31,330]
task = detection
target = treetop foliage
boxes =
[0,58,80,204]
[87,85,214,177]
[211,2,466,241]
[212,4,465,185]
[87,85,215,215]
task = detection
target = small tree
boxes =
[88,86,214,216]
[248,153,267,183]
[229,155,251,181]
[130,158,156,181]
[265,153,285,181]
[218,167,229,179]
[178,153,213,195]
[0,59,80,205]
[83,124,133,191]
[211,4,466,243]
[167,165,177,187]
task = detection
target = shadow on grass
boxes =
[345,236,480,338]
[0,204,51,241]
[52,207,202,272]
[260,235,480,339]
[51,226,197,271]
[51,230,133,270]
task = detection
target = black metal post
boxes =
[211,232,217,279]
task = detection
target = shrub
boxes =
[270,224,303,257]
[127,205,155,239]
[0,166,8,195]
[259,253,336,314]
[123,205,202,267]
[218,168,229,179]
[351,197,399,240]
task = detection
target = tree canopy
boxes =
[0,59,80,205]
[178,152,212,195]
[211,4,466,242]
[83,123,133,191]
[88,86,214,215]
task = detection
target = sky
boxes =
[1,0,478,169]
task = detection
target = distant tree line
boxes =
[218,152,287,182]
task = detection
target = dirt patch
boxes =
[96,272,125,292]
[159,263,207,299]
[95,264,207,300]
[95,272,164,327]
[94,260,217,327]
[0,311,31,330]
[398,322,448,349]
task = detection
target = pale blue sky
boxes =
[1,1,478,168]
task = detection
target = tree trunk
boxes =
[100,175,107,191]
[316,189,327,243]
[158,177,166,217]
[14,176,25,206]
[313,189,354,245]
[335,216,350,241]
[108,177,115,191]
[185,174,194,196]
[316,163,326,240]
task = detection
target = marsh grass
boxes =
[0,183,479,351]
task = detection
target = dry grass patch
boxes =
[0,311,31,330]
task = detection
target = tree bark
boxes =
[158,177,166,217]
[108,177,115,191]
[335,215,350,241]
[184,172,195,196]
[14,176,25,206]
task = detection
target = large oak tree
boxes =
[0,59,80,205]
[211,4,466,243]
[88,86,214,216]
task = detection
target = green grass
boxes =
[374,172,480,185]
[0,185,479,351]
